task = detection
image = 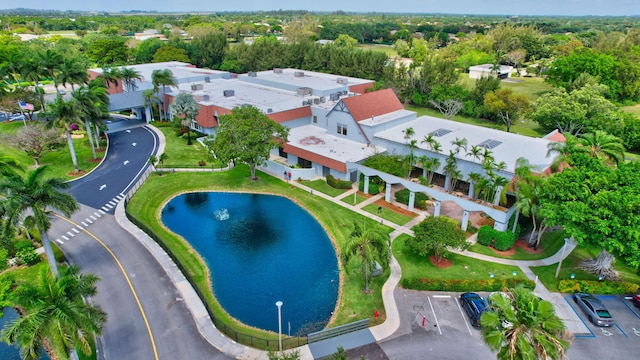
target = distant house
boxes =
[468,64,513,79]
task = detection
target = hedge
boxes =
[359,180,381,195]
[394,188,429,210]
[326,174,353,189]
[477,225,516,251]
[558,280,639,294]
[401,278,535,292]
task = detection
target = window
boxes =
[478,139,503,149]
[337,123,347,135]
[313,115,317,123]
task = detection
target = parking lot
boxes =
[379,290,494,360]
[565,294,640,338]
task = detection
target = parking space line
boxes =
[427,296,442,335]
[563,296,595,338]
[455,296,473,335]
[619,298,640,319]
[432,295,451,298]
[614,323,627,337]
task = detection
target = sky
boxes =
[4,0,640,16]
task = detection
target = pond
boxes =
[0,308,49,359]
[161,192,339,335]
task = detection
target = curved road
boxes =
[48,125,230,360]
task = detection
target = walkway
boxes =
[116,129,588,360]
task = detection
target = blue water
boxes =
[161,192,339,335]
[0,308,49,359]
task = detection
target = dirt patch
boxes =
[515,239,544,254]
[429,255,452,268]
[67,170,86,177]
[374,198,416,218]
[488,245,517,256]
[87,158,103,163]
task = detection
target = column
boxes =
[493,185,503,205]
[363,175,370,194]
[444,175,451,191]
[433,200,441,217]
[408,191,415,211]
[493,220,508,232]
[384,183,391,202]
[461,210,470,231]
[144,106,152,123]
[468,182,475,198]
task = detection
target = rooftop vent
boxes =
[267,108,273,113]
[337,77,348,85]
[296,87,312,96]
[477,139,503,149]
[204,76,210,83]
[248,71,257,77]
[294,71,305,78]
[319,96,326,103]
[313,98,320,104]
[329,92,340,101]
[202,95,210,101]
[428,128,452,137]
[223,89,235,97]
[191,84,203,91]
[274,68,283,74]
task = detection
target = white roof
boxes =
[89,62,227,83]
[240,68,372,93]
[374,116,558,174]
[288,125,385,164]
[469,64,514,74]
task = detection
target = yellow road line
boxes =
[55,214,159,360]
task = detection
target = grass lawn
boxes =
[153,123,222,168]
[341,192,368,206]
[126,165,392,347]
[299,179,350,197]
[468,230,567,261]
[362,203,415,226]
[393,234,528,282]
[404,105,546,138]
[500,77,554,102]
[0,120,102,180]
[357,44,398,58]
[531,245,640,292]
[621,104,640,117]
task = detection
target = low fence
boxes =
[307,319,370,343]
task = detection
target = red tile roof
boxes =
[341,88,403,122]
[546,130,567,143]
[195,105,231,128]
[283,144,347,172]
[268,107,312,123]
[348,82,375,94]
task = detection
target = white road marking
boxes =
[455,297,474,335]
[601,328,613,336]
[61,235,69,241]
[99,184,107,190]
[632,328,640,337]
[81,221,88,227]
[427,296,442,335]
[90,215,97,221]
[123,160,130,165]
[126,130,131,133]
[109,201,117,206]
[56,239,64,244]
[432,295,451,298]
[66,232,75,237]
[99,210,106,215]
[94,212,101,218]
[102,206,110,212]
[132,142,137,146]
[72,228,80,233]
[85,218,93,224]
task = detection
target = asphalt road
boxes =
[49,123,231,360]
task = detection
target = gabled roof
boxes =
[340,88,403,122]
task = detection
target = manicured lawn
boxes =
[0,120,101,179]
[341,192,368,206]
[357,44,398,58]
[300,179,350,197]
[621,104,640,117]
[126,165,392,346]
[393,234,528,282]
[500,77,554,102]
[404,105,546,138]
[531,245,640,292]
[468,230,567,260]
[362,203,415,226]
[153,123,221,168]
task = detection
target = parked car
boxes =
[9,114,25,121]
[460,292,489,328]
[574,293,615,327]
[632,293,640,308]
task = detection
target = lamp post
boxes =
[555,237,571,279]
[275,301,283,352]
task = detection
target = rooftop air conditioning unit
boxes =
[294,71,305,78]
[274,68,283,74]
[329,93,340,101]
[337,77,348,85]
[320,96,326,103]
[248,71,257,77]
[313,98,320,104]
[296,87,312,96]
[191,84,203,91]
[341,90,348,95]
[202,95,210,101]
[223,89,235,97]
[204,77,210,83]
[267,108,273,113]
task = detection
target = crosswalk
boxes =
[54,193,125,245]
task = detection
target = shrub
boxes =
[359,180,381,195]
[17,246,39,265]
[477,225,516,251]
[326,174,353,189]
[558,280,639,294]
[198,160,206,166]
[401,278,535,292]
[0,248,8,271]
[394,189,429,210]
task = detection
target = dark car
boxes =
[460,292,489,328]
[574,293,615,327]
[632,294,640,308]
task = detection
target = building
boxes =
[468,64,514,79]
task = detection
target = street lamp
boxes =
[275,301,283,352]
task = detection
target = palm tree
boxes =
[577,130,625,166]
[420,157,441,185]
[444,150,458,192]
[342,221,390,293]
[21,58,47,110]
[2,265,106,360]
[512,157,536,232]
[0,165,78,276]
[47,95,82,173]
[546,135,580,173]
[57,57,88,91]
[72,85,107,160]
[100,67,121,92]
[40,49,63,92]
[143,88,159,122]
[120,67,142,92]
[451,137,468,154]
[480,285,569,360]
[421,134,441,152]
[152,69,177,120]
[171,92,200,145]
[466,172,482,199]
[466,145,483,163]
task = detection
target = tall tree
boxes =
[407,216,469,263]
[211,105,288,180]
[72,83,109,160]
[1,123,62,167]
[39,49,63,92]
[151,69,177,120]
[480,285,569,360]
[576,131,625,166]
[143,88,159,122]
[484,88,530,132]
[342,221,390,293]
[0,165,78,276]
[57,57,88,92]
[190,31,228,69]
[47,95,82,173]
[119,67,142,92]
[170,92,200,145]
[2,265,106,360]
